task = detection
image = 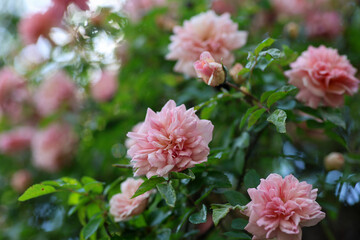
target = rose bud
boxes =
[285,22,299,39]
[11,170,32,193]
[194,51,226,87]
[230,63,245,84]
[324,152,345,171]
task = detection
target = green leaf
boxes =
[18,184,57,201]
[189,204,207,224]
[231,218,248,230]
[81,214,104,240]
[132,176,165,198]
[157,228,172,240]
[81,177,104,194]
[211,204,232,226]
[267,92,288,108]
[320,110,346,129]
[240,106,258,129]
[260,90,276,103]
[224,231,251,239]
[201,103,217,119]
[157,182,176,207]
[224,190,249,206]
[247,108,266,128]
[254,38,275,56]
[170,169,195,180]
[267,109,287,133]
[244,169,261,189]
[233,132,250,149]
[207,171,232,188]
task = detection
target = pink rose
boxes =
[244,174,326,240]
[90,70,119,102]
[18,5,64,45]
[230,63,245,84]
[109,178,152,222]
[31,123,77,172]
[270,0,310,17]
[127,100,214,178]
[34,71,78,116]
[122,0,166,22]
[285,45,359,108]
[11,170,33,193]
[0,67,30,121]
[125,122,144,150]
[211,0,237,15]
[0,127,35,154]
[166,10,247,77]
[305,11,342,39]
[194,51,226,87]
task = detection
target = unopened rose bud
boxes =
[194,51,226,87]
[230,63,245,84]
[285,22,299,39]
[324,152,345,171]
[11,170,32,193]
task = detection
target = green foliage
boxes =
[18,184,57,201]
[132,176,166,198]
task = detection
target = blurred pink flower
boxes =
[244,174,325,240]
[18,6,64,45]
[194,51,225,87]
[305,11,342,39]
[11,170,33,193]
[285,46,359,108]
[125,122,144,150]
[109,178,152,222]
[270,0,310,16]
[166,10,247,77]
[211,0,237,15]
[122,0,167,22]
[90,70,119,102]
[53,0,90,11]
[31,123,77,172]
[0,127,35,154]
[127,100,214,178]
[34,71,78,116]
[0,68,29,121]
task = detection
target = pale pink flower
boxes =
[0,127,35,154]
[31,123,77,172]
[34,71,78,116]
[125,122,144,150]
[90,70,118,102]
[18,6,64,45]
[0,68,29,121]
[211,0,237,15]
[122,0,167,22]
[127,100,214,178]
[244,174,326,240]
[53,0,90,11]
[109,178,152,222]
[270,0,310,17]
[11,170,33,193]
[194,51,226,87]
[166,10,247,77]
[230,63,245,84]
[305,11,342,39]
[285,46,359,108]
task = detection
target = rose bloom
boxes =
[285,45,359,108]
[211,0,237,15]
[11,170,33,193]
[90,70,119,102]
[0,68,29,121]
[305,11,342,39]
[122,0,167,22]
[194,51,226,87]
[244,174,326,240]
[125,122,144,150]
[270,0,310,17]
[34,71,78,116]
[18,5,64,45]
[109,178,152,222]
[127,100,214,178]
[166,10,247,77]
[0,127,35,154]
[31,123,77,172]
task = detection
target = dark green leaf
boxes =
[157,182,176,207]
[267,109,287,133]
[211,204,232,226]
[170,169,195,180]
[207,171,232,188]
[320,110,346,129]
[81,214,104,240]
[132,176,165,198]
[231,218,248,230]
[18,184,57,201]
[260,90,276,103]
[224,231,251,239]
[189,204,207,224]
[224,190,249,206]
[240,106,258,129]
[248,108,266,128]
[157,228,172,240]
[244,169,261,189]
